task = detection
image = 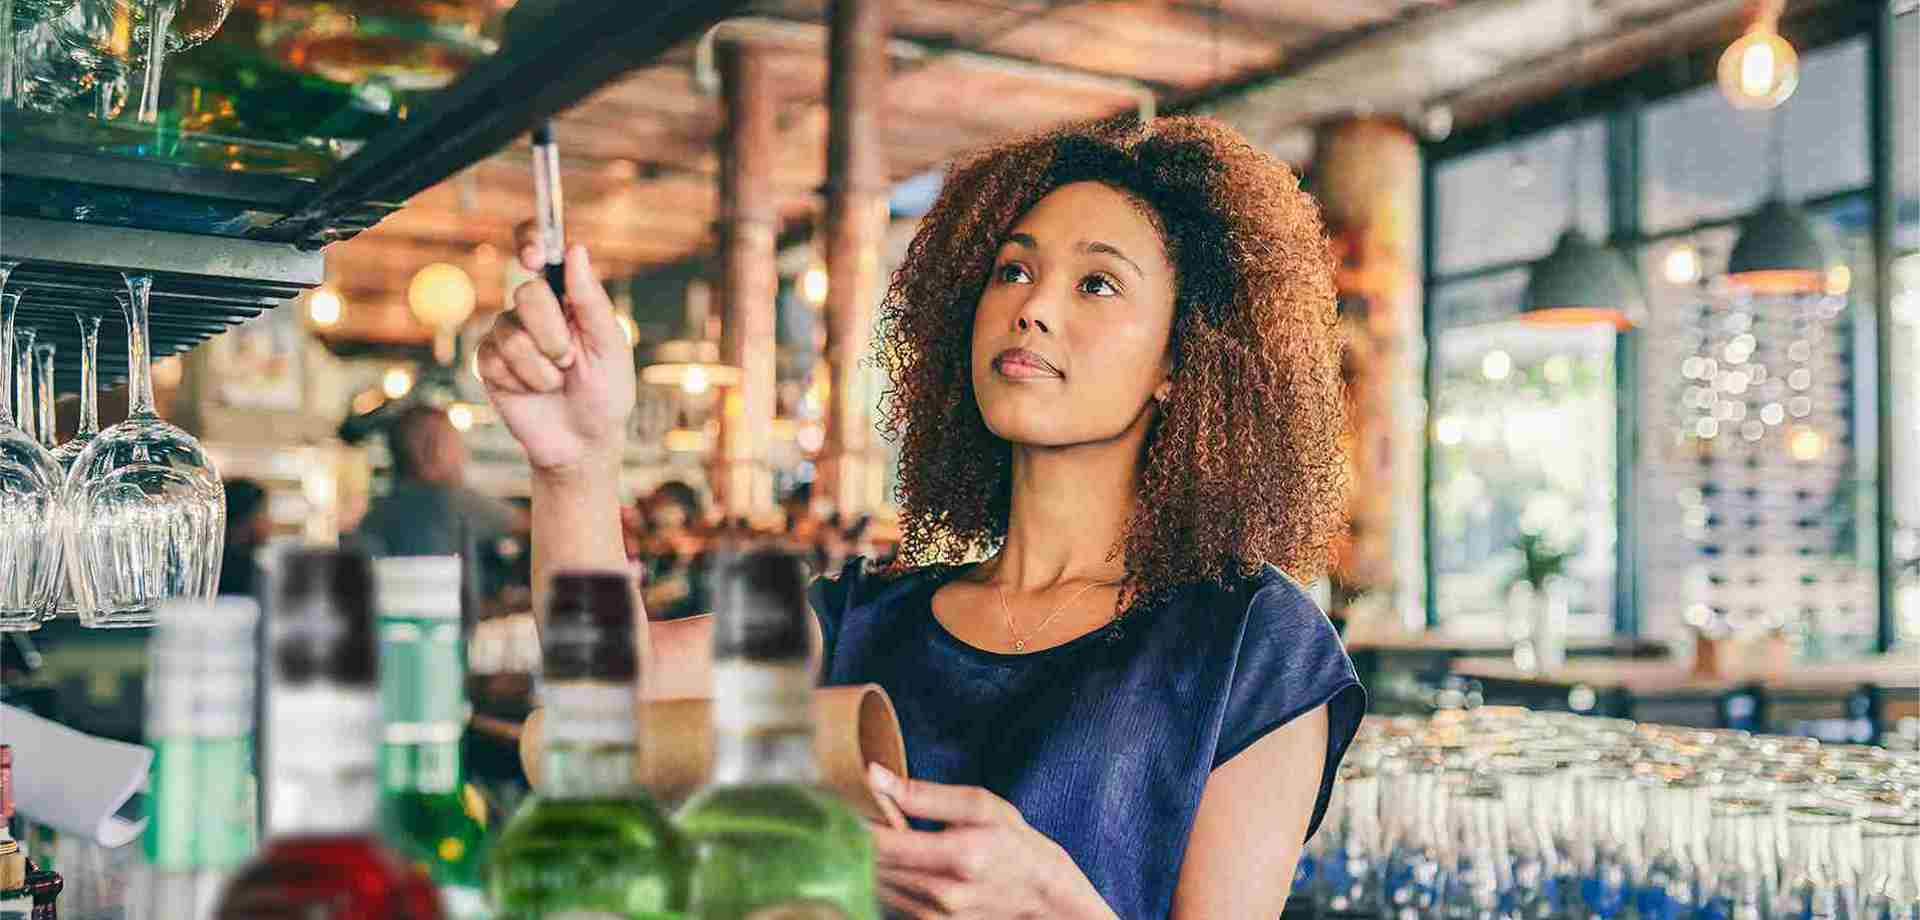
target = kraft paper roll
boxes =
[517,683,909,823]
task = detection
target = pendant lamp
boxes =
[635,272,742,396]
[1724,107,1833,295]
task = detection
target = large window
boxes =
[1424,29,1898,654]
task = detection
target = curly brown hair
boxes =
[874,113,1348,606]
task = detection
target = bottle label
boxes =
[380,617,468,795]
[712,663,811,736]
[543,683,636,746]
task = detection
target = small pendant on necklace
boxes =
[1013,640,1025,652]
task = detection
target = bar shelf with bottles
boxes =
[1294,708,1920,920]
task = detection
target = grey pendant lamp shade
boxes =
[1725,197,1834,295]
[1521,228,1646,330]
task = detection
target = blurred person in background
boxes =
[633,480,711,620]
[356,404,526,558]
[218,478,270,597]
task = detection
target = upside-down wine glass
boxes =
[64,272,223,627]
[33,338,54,449]
[50,311,101,618]
[0,265,66,630]
[127,0,230,122]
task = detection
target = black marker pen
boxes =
[531,121,566,297]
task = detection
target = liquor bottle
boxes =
[139,598,260,920]
[675,550,877,920]
[372,557,490,920]
[0,747,58,920]
[0,839,27,920]
[214,547,442,920]
[486,570,691,918]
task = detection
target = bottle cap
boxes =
[711,549,810,663]
[147,597,259,739]
[544,570,637,682]
[270,547,377,686]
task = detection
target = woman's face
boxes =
[970,181,1177,448]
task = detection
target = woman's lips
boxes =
[992,348,1062,379]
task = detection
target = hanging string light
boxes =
[1717,0,1799,111]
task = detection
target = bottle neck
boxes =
[710,660,816,786]
[267,685,380,836]
[542,680,638,800]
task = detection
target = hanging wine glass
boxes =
[127,0,231,123]
[49,312,101,619]
[0,264,67,631]
[64,272,223,627]
[1,0,81,103]
[12,325,36,444]
[32,339,55,450]
[49,0,132,120]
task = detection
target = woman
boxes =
[478,114,1365,918]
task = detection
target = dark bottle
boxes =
[213,548,443,920]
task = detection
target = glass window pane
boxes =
[1898,10,1919,238]
[1642,38,1868,233]
[1894,9,1919,650]
[1429,311,1617,638]
[1634,202,1877,658]
[1434,119,1607,275]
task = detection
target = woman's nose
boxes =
[1015,315,1051,335]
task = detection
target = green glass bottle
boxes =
[676,550,877,920]
[374,557,491,919]
[487,571,691,919]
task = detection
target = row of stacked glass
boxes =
[1297,708,1920,920]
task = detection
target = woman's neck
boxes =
[996,404,1152,590]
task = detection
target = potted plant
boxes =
[1507,530,1576,673]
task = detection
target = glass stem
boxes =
[76,314,100,437]
[122,274,156,419]
[0,292,16,428]
[136,0,173,124]
[33,342,53,448]
[14,328,34,442]
[0,0,15,102]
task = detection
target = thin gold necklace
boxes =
[995,575,1123,653]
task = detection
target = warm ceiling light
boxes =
[1521,230,1644,330]
[383,366,414,399]
[407,262,477,330]
[1663,246,1703,286]
[1719,21,1798,111]
[801,264,829,304]
[1481,350,1512,382]
[664,428,709,453]
[308,287,343,327]
[1788,425,1825,462]
[681,365,711,396]
[447,403,475,432]
[1726,200,1834,295]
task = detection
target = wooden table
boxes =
[1449,654,1920,737]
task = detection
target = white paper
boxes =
[1,704,151,848]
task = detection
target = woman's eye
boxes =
[996,263,1031,284]
[1080,274,1119,296]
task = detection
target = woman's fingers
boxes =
[488,317,565,392]
[869,764,1017,827]
[474,342,528,395]
[506,282,576,368]
[561,244,627,353]
[879,868,974,917]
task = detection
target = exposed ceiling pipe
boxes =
[691,15,1157,123]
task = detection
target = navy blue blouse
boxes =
[807,558,1366,918]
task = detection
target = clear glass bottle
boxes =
[676,550,877,920]
[1703,795,1775,920]
[1318,763,1384,918]
[1444,781,1515,920]
[1384,755,1447,920]
[1498,757,1567,920]
[1637,770,1706,920]
[372,557,489,919]
[1781,804,1856,920]
[139,598,259,920]
[1861,816,1919,920]
[486,570,690,917]
[1574,766,1638,920]
[214,548,443,920]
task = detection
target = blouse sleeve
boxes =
[805,556,866,683]
[1214,569,1367,843]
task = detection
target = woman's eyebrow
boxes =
[1000,233,1145,281]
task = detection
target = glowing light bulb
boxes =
[448,403,475,432]
[383,366,414,399]
[682,365,711,395]
[802,264,829,304]
[1664,246,1702,285]
[1481,350,1512,382]
[308,287,343,327]
[1718,25,1799,110]
[1788,426,1825,462]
